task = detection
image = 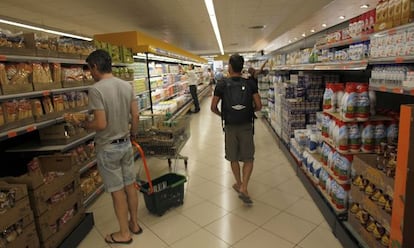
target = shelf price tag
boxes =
[392,88,403,94]
[7,131,17,138]
[410,89,414,95]
[395,57,404,63]
[26,126,37,132]
[42,91,51,96]
[0,55,6,61]
[379,86,387,92]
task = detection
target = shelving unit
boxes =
[83,184,104,207]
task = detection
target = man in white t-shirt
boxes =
[187,64,200,113]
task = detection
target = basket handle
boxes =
[132,140,154,194]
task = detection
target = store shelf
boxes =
[272,60,368,71]
[322,137,373,155]
[79,159,97,174]
[83,184,104,207]
[369,84,414,96]
[316,35,370,50]
[369,56,414,64]
[7,132,96,153]
[0,118,54,141]
[342,222,370,248]
[0,54,86,64]
[323,111,393,123]
[318,185,348,215]
[0,86,90,101]
[59,213,94,248]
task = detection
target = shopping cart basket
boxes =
[132,141,187,216]
[137,115,190,168]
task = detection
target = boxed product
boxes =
[0,63,34,95]
[61,66,84,88]
[38,123,87,145]
[0,99,35,132]
[37,202,84,247]
[352,154,395,197]
[401,0,414,24]
[3,222,40,248]
[375,0,394,31]
[31,63,61,91]
[0,182,31,231]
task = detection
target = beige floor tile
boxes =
[208,171,237,188]
[183,174,209,188]
[285,198,325,225]
[299,226,343,248]
[205,213,258,245]
[180,201,228,226]
[190,166,228,181]
[170,228,230,248]
[233,228,295,248]
[256,188,300,210]
[77,227,108,248]
[319,220,331,230]
[277,178,308,197]
[91,203,117,227]
[262,212,317,244]
[149,214,201,245]
[138,207,180,227]
[247,180,276,198]
[208,189,245,211]
[87,192,112,211]
[231,201,281,226]
[187,181,228,199]
[177,191,205,210]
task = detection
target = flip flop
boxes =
[130,226,143,235]
[232,184,240,193]
[238,192,253,205]
[105,233,133,244]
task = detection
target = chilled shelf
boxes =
[272,60,368,71]
[7,132,96,153]
[322,111,393,123]
[316,35,370,50]
[83,184,104,207]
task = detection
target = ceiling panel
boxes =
[0,0,377,56]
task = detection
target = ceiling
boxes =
[0,0,378,56]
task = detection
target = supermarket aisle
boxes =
[78,96,344,248]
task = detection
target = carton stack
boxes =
[348,154,394,248]
[3,155,84,248]
[0,182,39,248]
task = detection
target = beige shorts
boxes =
[224,123,255,162]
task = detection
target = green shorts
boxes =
[224,123,255,162]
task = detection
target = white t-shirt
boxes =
[187,69,198,86]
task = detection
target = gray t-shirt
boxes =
[88,77,134,147]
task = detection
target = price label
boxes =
[7,131,17,138]
[379,86,387,92]
[392,88,403,94]
[388,28,397,36]
[395,57,404,63]
[26,126,37,132]
[0,55,6,61]
[42,91,51,96]
[410,89,414,95]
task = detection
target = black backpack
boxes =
[221,77,254,125]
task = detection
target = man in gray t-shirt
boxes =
[74,50,141,244]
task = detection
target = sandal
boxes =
[238,192,253,205]
[129,225,143,235]
[232,184,240,193]
[105,233,133,244]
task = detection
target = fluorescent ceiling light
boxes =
[302,33,306,37]
[339,16,345,20]
[204,0,224,55]
[0,18,92,41]
[310,29,315,33]
[360,4,369,9]
[322,23,327,27]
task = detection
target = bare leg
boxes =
[240,161,254,196]
[125,183,141,232]
[231,161,242,191]
[106,189,131,241]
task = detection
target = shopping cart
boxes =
[132,141,187,216]
[136,115,190,168]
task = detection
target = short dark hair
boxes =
[229,54,244,73]
[86,49,112,73]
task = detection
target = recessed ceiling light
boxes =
[360,4,369,8]
[294,37,298,41]
[302,33,306,37]
[322,23,327,27]
[310,29,315,33]
[248,25,266,29]
[289,40,292,43]
[339,16,345,20]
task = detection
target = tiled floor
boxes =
[78,96,344,248]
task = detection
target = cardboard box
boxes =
[39,123,87,145]
[2,154,75,191]
[348,215,388,248]
[352,154,395,197]
[32,81,62,91]
[61,80,84,88]
[1,83,34,95]
[29,176,79,217]
[0,181,28,201]
[0,196,31,231]
[37,204,85,247]
[7,222,40,248]
[401,0,414,24]
[350,186,392,231]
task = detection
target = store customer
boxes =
[187,64,201,113]
[210,54,262,205]
[72,49,141,244]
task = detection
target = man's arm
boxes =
[210,95,221,116]
[83,110,107,131]
[252,93,262,112]
[130,99,139,136]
